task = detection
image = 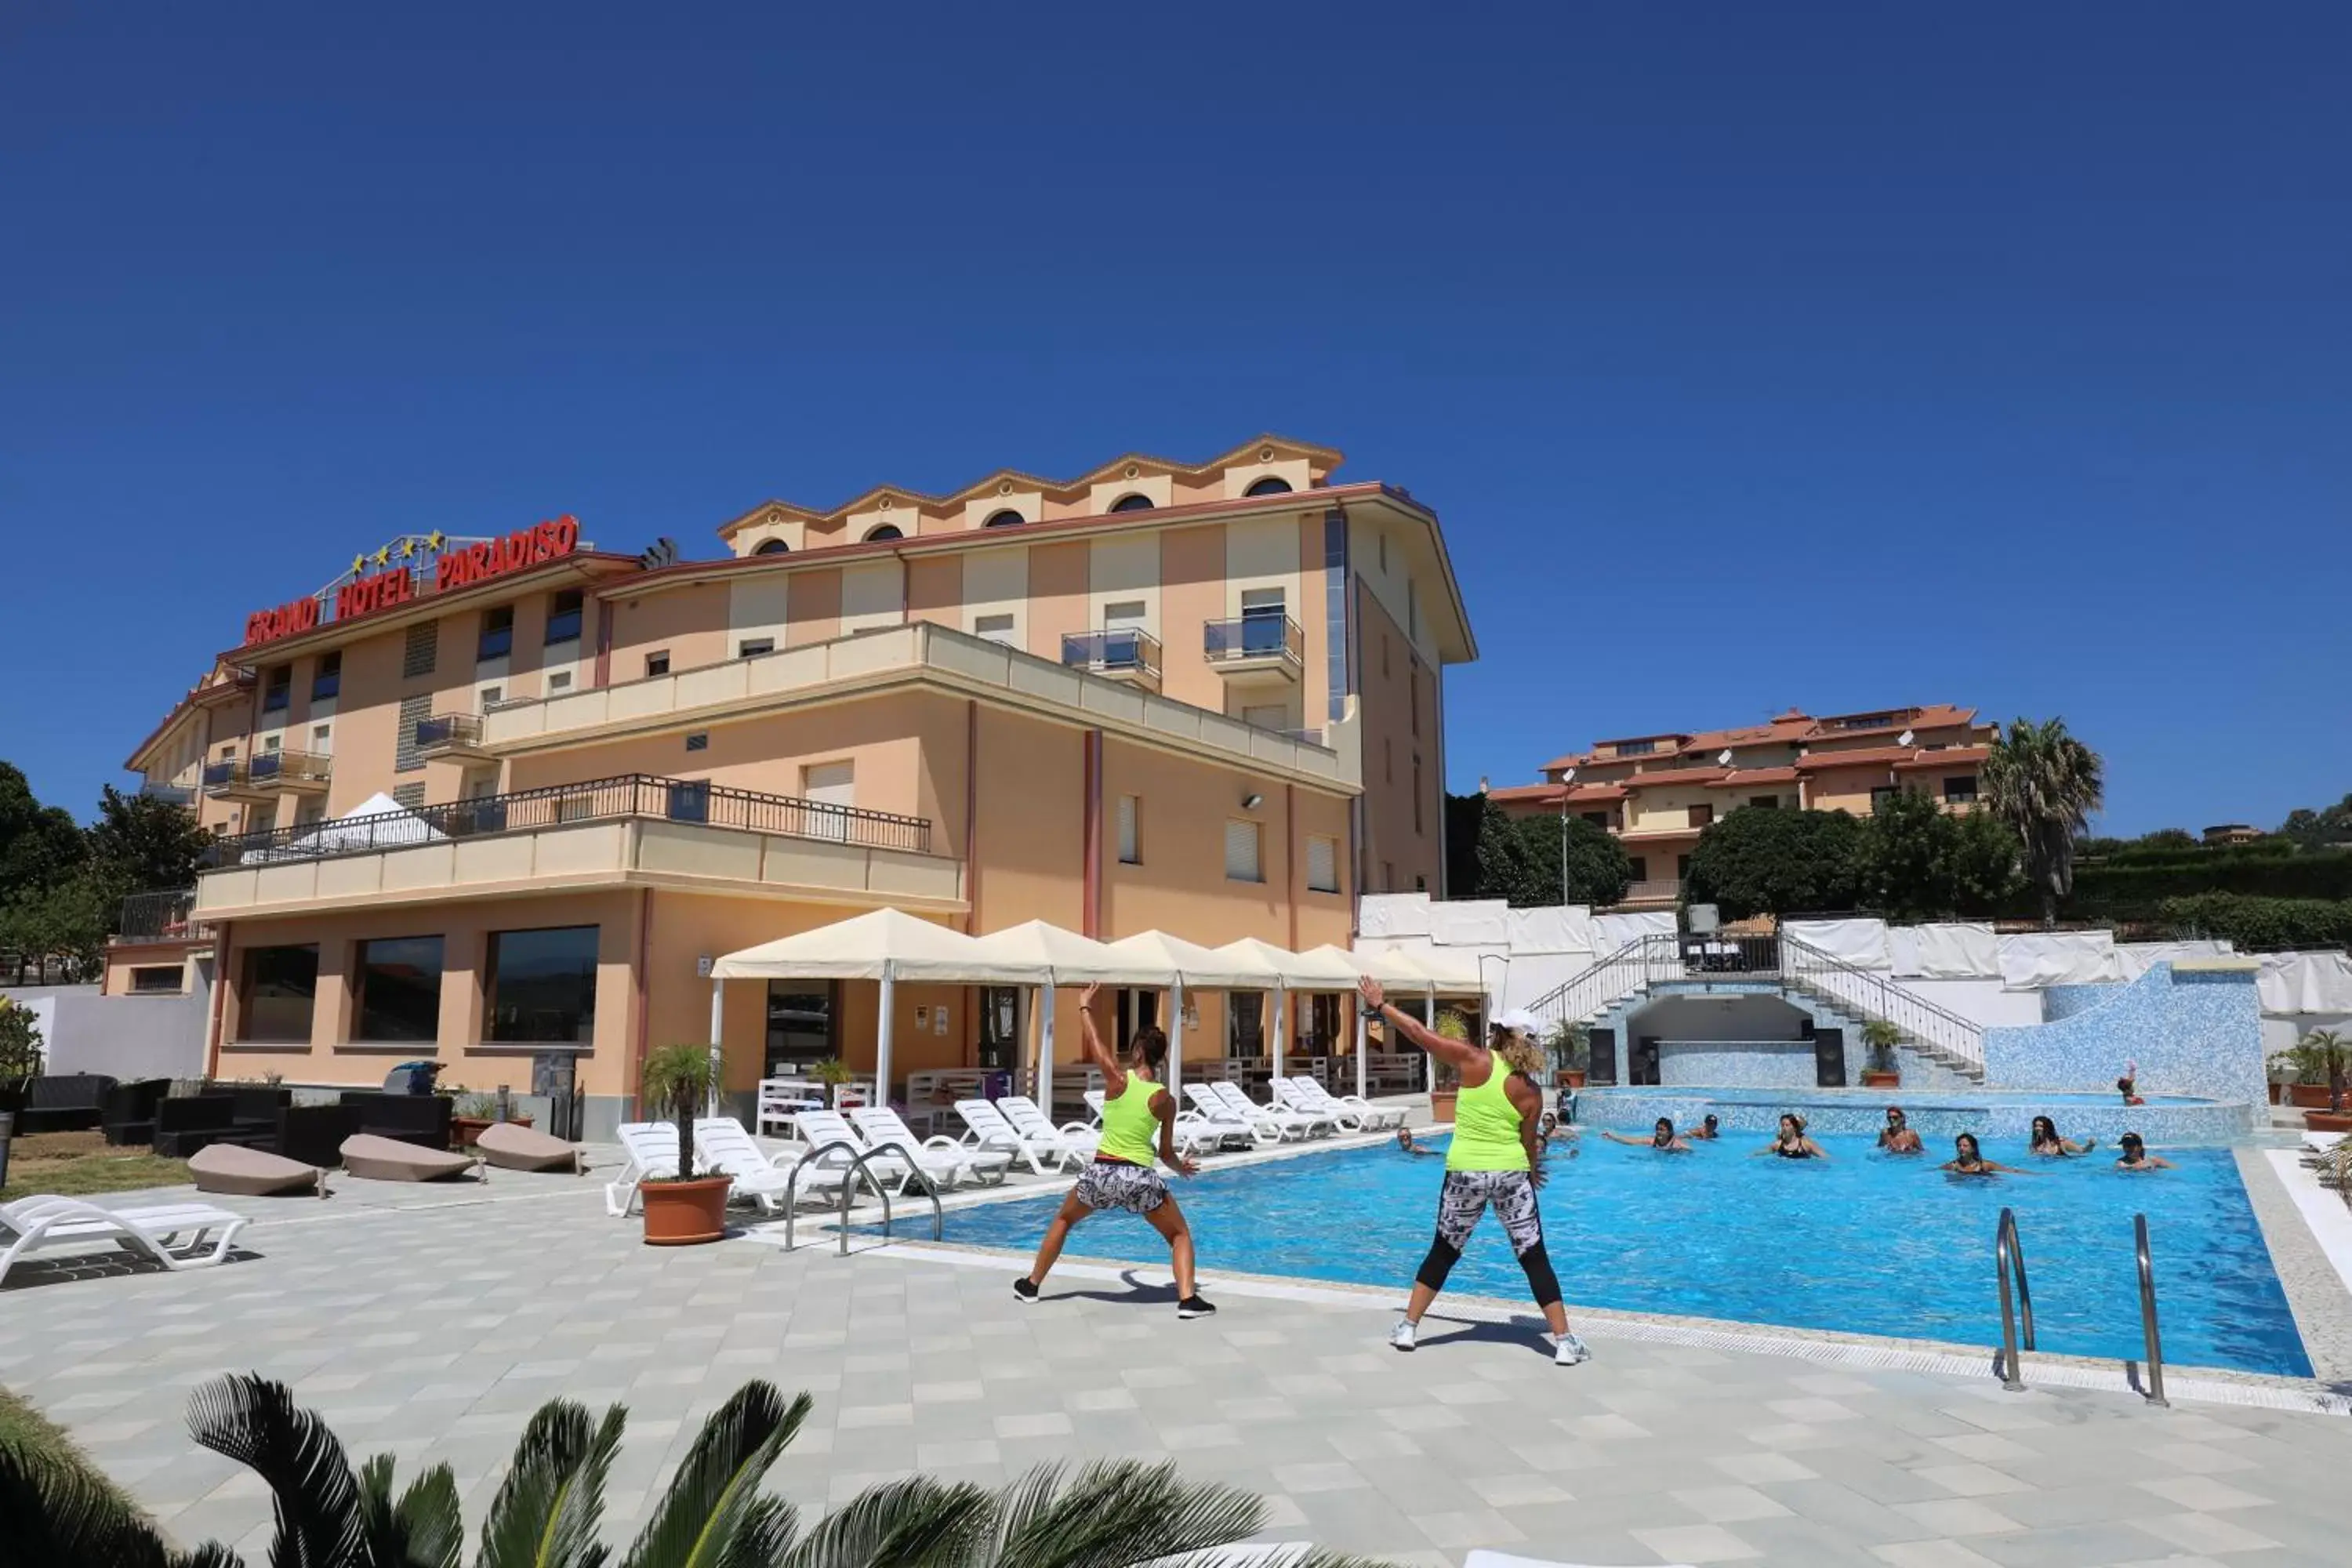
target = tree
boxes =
[1854,790,1952,922]
[2281,793,2352,851]
[1467,797,1632,907]
[1,1372,1376,1568]
[1980,716,2105,927]
[85,786,216,902]
[2139,827,2198,849]
[0,874,112,973]
[0,762,86,902]
[1944,807,2027,913]
[1682,807,1863,920]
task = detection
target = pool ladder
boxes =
[1994,1207,2166,1406]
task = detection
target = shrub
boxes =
[2157,893,2352,953]
[1684,807,1863,920]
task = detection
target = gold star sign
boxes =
[426,531,446,551]
[372,546,391,568]
[398,538,416,559]
[350,554,365,576]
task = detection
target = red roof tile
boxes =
[1893,746,1989,772]
[1708,767,1800,787]
[1795,746,1916,771]
[1617,765,1730,788]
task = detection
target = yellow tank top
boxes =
[1098,1070,1163,1167]
[1446,1051,1530,1173]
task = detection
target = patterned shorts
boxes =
[1434,1169,1544,1256]
[1075,1159,1169,1215]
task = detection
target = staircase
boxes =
[1526,932,1987,1083]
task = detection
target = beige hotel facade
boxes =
[118,437,1472,1131]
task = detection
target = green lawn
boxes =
[1,1131,190,1201]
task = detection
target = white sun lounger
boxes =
[1185,1083,1279,1146]
[1287,1076,1406,1130]
[1084,1088,1232,1160]
[605,1122,683,1217]
[1,1196,249,1287]
[956,1098,1085,1174]
[1210,1079,1334,1140]
[997,1094,1100,1163]
[694,1117,858,1215]
[848,1105,1010,1190]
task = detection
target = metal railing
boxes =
[1616,878,1683,904]
[247,750,332,788]
[138,781,195,805]
[1061,629,1162,681]
[778,1139,945,1255]
[1523,933,1686,1038]
[198,771,934,869]
[1780,935,1986,1074]
[1203,614,1305,669]
[414,713,485,751]
[1996,1206,2035,1391]
[117,888,198,942]
[2134,1213,2168,1406]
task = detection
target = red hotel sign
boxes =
[239,516,580,648]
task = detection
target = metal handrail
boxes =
[780,1138,888,1254]
[1060,629,1163,681]
[856,1136,946,1246]
[2135,1213,2169,1406]
[1995,1206,2035,1391]
[1780,935,1986,1073]
[1203,613,1305,666]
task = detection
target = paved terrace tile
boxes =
[3,1164,2350,1566]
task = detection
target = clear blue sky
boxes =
[3,2,2345,836]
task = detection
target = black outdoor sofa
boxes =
[338,1091,455,1149]
[13,1073,120,1134]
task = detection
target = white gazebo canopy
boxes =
[1096,930,1286,1087]
[964,920,1174,986]
[1215,938,1362,990]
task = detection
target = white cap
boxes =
[1491,1008,1543,1036]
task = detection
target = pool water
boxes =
[937,1134,2310,1377]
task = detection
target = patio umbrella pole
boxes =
[1356,995,1368,1105]
[1270,986,1285,1095]
[1168,980,1185,1093]
[1038,979,1056,1122]
[876,960,895,1112]
[706,979,724,1116]
[1425,985,1437,1094]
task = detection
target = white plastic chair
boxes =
[998,1095,1099,1167]
[694,1117,855,1215]
[605,1122,682,1217]
[1290,1075,1406,1129]
[0,1196,249,1286]
[849,1105,1010,1189]
[956,1098,1080,1175]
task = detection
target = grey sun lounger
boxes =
[189,1142,327,1198]
[339,1133,480,1182]
[474,1122,585,1173]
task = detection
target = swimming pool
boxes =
[1577,1086,2253,1145]
[936,1134,2310,1377]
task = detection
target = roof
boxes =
[713,433,1348,539]
[1795,746,1918,772]
[1609,764,1728,789]
[1536,703,1980,774]
[1708,767,1801,787]
[1892,746,1990,772]
[1486,782,1563,804]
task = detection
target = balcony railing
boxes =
[139,781,195,805]
[117,888,198,942]
[1203,614,1305,672]
[415,713,486,753]
[199,771,932,869]
[246,750,332,789]
[1617,878,1682,904]
[1061,629,1162,682]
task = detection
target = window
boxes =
[1628,856,1647,882]
[1944,775,1980,805]
[545,590,583,646]
[982,509,1025,528]
[863,523,903,542]
[1241,703,1287,731]
[1382,859,1395,893]
[1377,532,1388,574]
[803,760,854,841]
[478,605,514,662]
[262,734,281,753]
[1225,818,1263,882]
[1307,834,1340,893]
[1244,476,1294,496]
[130,964,182,995]
[311,651,341,702]
[1749,795,1779,810]
[666,780,709,822]
[975,613,1016,645]
[547,671,572,691]
[1581,811,1610,829]
[296,801,324,826]
[261,666,291,713]
[1102,599,1147,628]
[401,622,438,678]
[1617,739,1658,756]
[392,782,426,808]
[1871,786,1900,809]
[1406,579,1417,637]
[1228,993,1264,1057]
[395,693,431,772]
[765,982,837,1074]
[1108,493,1154,513]
[645,650,670,677]
[238,946,318,1042]
[737,637,774,659]
[355,935,445,1042]
[1117,795,1140,864]
[310,723,331,754]
[1690,804,1714,827]
[685,732,710,753]
[219,743,235,760]
[485,926,598,1043]
[753,539,790,556]
[479,685,503,707]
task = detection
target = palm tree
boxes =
[2,1374,1385,1568]
[1980,717,2105,927]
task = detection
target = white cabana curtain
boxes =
[2258,951,2352,1016]
[1996,931,2122,989]
[1889,922,1999,978]
[1784,918,1892,970]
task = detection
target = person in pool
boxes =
[1686,1113,1722,1141]
[2114,1131,2175,1171]
[2028,1115,2096,1156]
[1537,1111,1581,1144]
[2118,1061,2146,1106]
[1395,1128,1443,1158]
[1754,1113,1827,1160]
[1942,1132,2038,1177]
[1601,1116,1690,1152]
[1878,1107,1924,1154]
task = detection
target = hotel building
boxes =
[116,437,1472,1131]
[1490,705,1997,907]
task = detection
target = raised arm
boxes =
[1075,983,1125,1087]
[1357,978,1483,1073]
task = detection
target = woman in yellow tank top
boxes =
[1359,977,1589,1366]
[1015,983,1216,1319]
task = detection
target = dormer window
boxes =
[1243,476,1294,496]
[753,539,790,556]
[1108,494,1155,513]
[863,524,904,542]
[982,509,1025,528]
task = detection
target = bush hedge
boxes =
[2069,848,2352,917]
[2156,893,2352,953]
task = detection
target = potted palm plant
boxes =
[1428,1009,1472,1123]
[810,1055,856,1106]
[1860,1019,1903,1089]
[1549,1019,1590,1090]
[2296,1029,2352,1132]
[638,1043,731,1245]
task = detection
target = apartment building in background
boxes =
[1490,705,1997,908]
[117,436,1472,1131]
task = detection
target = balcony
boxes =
[1203,614,1304,684]
[1061,628,1163,691]
[1615,878,1683,908]
[193,772,958,919]
[250,750,332,794]
[415,712,490,760]
[139,781,195,806]
[114,887,201,944]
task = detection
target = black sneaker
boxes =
[1177,1294,1218,1319]
[1013,1278,1039,1304]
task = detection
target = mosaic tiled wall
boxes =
[1984,963,2265,1109]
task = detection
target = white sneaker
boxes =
[1552,1331,1591,1366]
[1389,1317,1417,1352]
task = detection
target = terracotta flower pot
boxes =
[640,1174,733,1246]
[1555,1070,1588,1090]
[2291,1084,2335,1109]
[1860,1069,1900,1089]
[1428,1091,1458,1124]
[452,1113,534,1149]
[2303,1109,2352,1133]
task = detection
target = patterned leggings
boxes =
[1416,1169,1562,1308]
